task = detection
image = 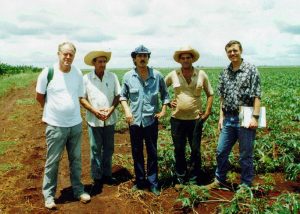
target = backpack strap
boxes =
[46,67,54,88]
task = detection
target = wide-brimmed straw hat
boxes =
[84,50,112,66]
[173,46,200,63]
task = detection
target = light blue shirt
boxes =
[120,67,170,127]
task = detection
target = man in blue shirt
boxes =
[120,45,170,196]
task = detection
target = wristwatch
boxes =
[253,115,259,119]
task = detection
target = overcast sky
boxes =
[0,0,299,69]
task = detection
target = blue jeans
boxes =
[129,119,158,188]
[42,123,84,203]
[170,117,204,180]
[215,116,256,186]
[88,125,115,180]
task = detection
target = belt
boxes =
[222,109,239,116]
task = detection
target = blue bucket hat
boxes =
[131,45,151,58]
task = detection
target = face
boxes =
[179,53,193,69]
[58,44,75,67]
[225,44,242,63]
[134,53,149,68]
[93,56,107,72]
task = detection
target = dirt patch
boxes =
[0,82,299,213]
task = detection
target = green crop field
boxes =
[0,65,299,213]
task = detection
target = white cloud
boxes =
[0,0,300,69]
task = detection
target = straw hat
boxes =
[173,46,200,63]
[84,50,111,66]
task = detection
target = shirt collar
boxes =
[92,70,106,79]
[133,67,155,79]
[228,58,245,73]
[176,67,197,77]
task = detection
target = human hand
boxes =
[248,117,258,129]
[155,110,166,119]
[199,112,210,122]
[170,100,177,108]
[218,117,224,131]
[124,111,134,125]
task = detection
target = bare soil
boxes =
[0,82,299,213]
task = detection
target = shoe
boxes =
[102,176,117,185]
[206,179,221,190]
[131,184,143,192]
[150,186,161,196]
[90,179,103,195]
[79,193,91,203]
[176,177,185,185]
[45,199,57,210]
[206,179,231,191]
[188,176,198,184]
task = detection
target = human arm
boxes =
[79,97,107,121]
[218,97,224,131]
[155,104,167,119]
[103,95,120,120]
[36,67,49,108]
[200,95,213,121]
[164,71,176,108]
[120,100,133,124]
[36,93,46,108]
[248,97,260,129]
[200,74,214,121]
[248,66,261,129]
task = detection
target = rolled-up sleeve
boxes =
[250,67,261,99]
[159,75,170,104]
[120,76,129,101]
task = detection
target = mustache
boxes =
[140,60,146,63]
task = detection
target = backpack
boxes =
[45,67,54,96]
[46,67,54,88]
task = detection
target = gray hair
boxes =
[58,42,76,52]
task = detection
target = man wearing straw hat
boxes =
[80,50,121,193]
[165,46,214,185]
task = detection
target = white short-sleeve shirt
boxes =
[83,70,121,127]
[36,63,84,127]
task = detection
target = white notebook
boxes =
[239,106,266,128]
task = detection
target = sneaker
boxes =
[79,193,91,203]
[206,179,221,190]
[45,199,57,210]
[150,186,161,196]
[206,179,231,191]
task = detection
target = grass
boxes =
[16,98,36,105]
[0,72,39,97]
[0,141,17,155]
[0,163,22,173]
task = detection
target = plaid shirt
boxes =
[218,60,261,112]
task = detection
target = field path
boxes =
[0,81,299,213]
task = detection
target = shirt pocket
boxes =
[194,85,203,97]
[173,86,181,95]
[129,88,139,102]
[147,92,158,105]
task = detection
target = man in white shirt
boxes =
[80,50,121,193]
[36,42,91,209]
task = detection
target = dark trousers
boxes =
[170,117,204,180]
[129,120,158,188]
